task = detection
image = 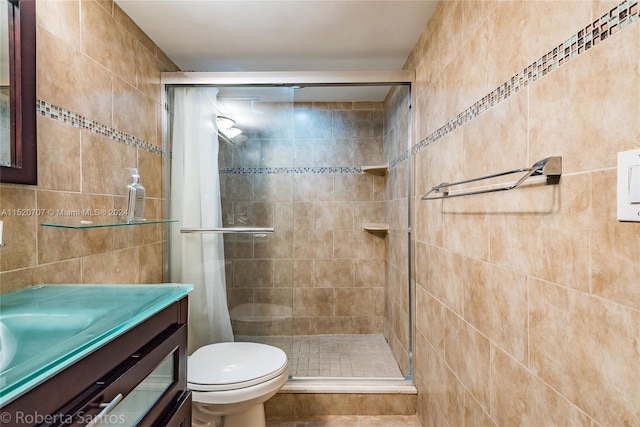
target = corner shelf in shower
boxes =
[361,164,388,176]
[362,222,389,234]
[40,218,178,229]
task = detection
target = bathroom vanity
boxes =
[0,284,193,426]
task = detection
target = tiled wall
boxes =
[405,0,640,425]
[221,101,388,337]
[0,0,178,293]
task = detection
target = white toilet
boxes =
[188,342,289,427]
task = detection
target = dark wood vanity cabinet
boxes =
[0,297,191,427]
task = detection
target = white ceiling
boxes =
[115,1,437,100]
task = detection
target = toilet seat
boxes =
[188,342,288,392]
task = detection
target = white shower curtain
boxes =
[169,87,234,354]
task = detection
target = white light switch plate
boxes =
[617,148,640,222]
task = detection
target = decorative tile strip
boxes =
[36,99,165,156]
[220,166,363,174]
[389,151,409,169]
[413,0,638,154]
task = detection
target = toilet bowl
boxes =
[188,342,289,427]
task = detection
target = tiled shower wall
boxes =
[221,102,389,338]
[403,1,640,425]
[0,0,178,292]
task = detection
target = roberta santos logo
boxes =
[0,411,127,425]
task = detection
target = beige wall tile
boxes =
[356,394,416,416]
[273,259,293,287]
[590,170,640,310]
[37,117,81,192]
[415,284,445,355]
[232,259,273,287]
[489,173,591,292]
[82,247,139,283]
[529,24,640,174]
[445,310,490,412]
[489,1,592,87]
[293,231,333,259]
[255,231,294,259]
[354,259,384,287]
[221,174,254,203]
[313,202,354,231]
[295,394,358,417]
[354,138,383,167]
[0,186,37,271]
[464,391,495,427]
[0,269,35,293]
[255,174,294,202]
[335,288,375,317]
[139,242,163,283]
[428,347,465,427]
[265,393,296,421]
[37,26,113,122]
[293,288,333,317]
[81,0,137,86]
[425,245,464,316]
[313,259,353,288]
[113,224,144,250]
[294,174,334,201]
[33,259,82,284]
[463,90,528,180]
[529,278,640,425]
[334,175,374,202]
[82,131,137,196]
[137,149,163,199]
[134,39,163,103]
[37,0,80,49]
[464,259,528,364]
[491,344,590,426]
[112,77,158,144]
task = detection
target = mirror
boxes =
[0,0,37,185]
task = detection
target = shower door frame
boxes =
[161,71,416,381]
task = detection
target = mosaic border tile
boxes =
[220,166,363,175]
[413,0,639,156]
[36,100,164,157]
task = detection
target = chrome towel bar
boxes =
[422,156,562,200]
[180,227,275,234]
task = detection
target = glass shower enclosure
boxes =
[164,72,413,382]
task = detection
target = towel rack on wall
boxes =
[180,227,275,234]
[421,156,562,201]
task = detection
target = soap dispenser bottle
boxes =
[126,168,145,222]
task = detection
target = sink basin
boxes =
[0,310,106,372]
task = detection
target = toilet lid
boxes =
[188,342,288,391]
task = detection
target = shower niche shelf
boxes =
[361,165,388,176]
[362,222,389,234]
[40,218,177,229]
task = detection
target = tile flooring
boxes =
[266,415,422,426]
[236,334,404,378]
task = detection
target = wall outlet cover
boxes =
[617,148,640,222]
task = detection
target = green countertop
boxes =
[0,284,193,407]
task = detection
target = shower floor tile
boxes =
[236,334,404,378]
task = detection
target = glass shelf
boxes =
[40,218,177,229]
